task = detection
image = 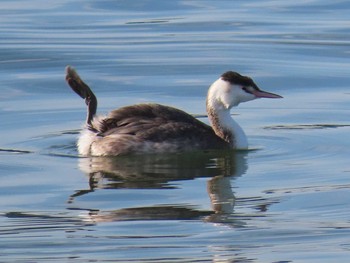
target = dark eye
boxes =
[242,87,252,94]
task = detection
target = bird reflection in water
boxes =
[68,150,248,224]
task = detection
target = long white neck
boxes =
[207,105,248,149]
[206,78,248,149]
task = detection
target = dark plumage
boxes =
[97,103,229,148]
[65,66,282,156]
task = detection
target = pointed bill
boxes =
[252,89,283,99]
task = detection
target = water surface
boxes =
[1,1,350,262]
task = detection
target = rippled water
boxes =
[1,1,350,262]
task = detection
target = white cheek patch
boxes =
[224,85,250,107]
[234,87,256,104]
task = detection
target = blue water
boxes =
[1,1,350,262]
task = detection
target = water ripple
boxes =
[0,148,32,154]
[264,183,350,195]
[1,0,350,262]
[264,123,350,130]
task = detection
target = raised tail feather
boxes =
[65,66,98,125]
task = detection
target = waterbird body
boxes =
[65,66,282,156]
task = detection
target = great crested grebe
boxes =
[65,66,282,156]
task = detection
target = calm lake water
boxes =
[1,1,350,262]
